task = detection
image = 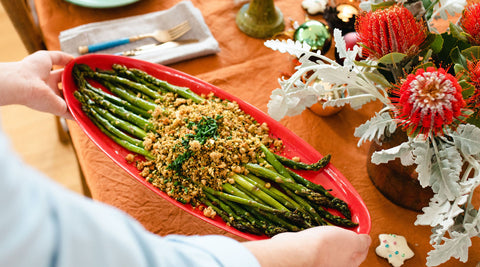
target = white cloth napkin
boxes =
[59,1,220,65]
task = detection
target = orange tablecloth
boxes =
[34,0,480,266]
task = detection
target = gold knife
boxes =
[115,39,199,56]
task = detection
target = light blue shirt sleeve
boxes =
[0,128,260,267]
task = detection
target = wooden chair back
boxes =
[1,0,46,53]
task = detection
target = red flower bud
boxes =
[460,2,480,45]
[355,5,428,59]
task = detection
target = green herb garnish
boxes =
[167,115,222,174]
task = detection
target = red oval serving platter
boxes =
[62,54,371,240]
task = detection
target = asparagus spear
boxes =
[85,81,153,119]
[286,168,352,219]
[204,191,243,224]
[91,71,162,100]
[112,64,169,94]
[247,208,290,237]
[203,186,286,215]
[98,80,158,112]
[87,106,144,147]
[81,87,154,134]
[231,173,289,211]
[223,182,308,230]
[245,163,330,206]
[259,144,293,179]
[201,194,263,235]
[205,186,305,225]
[222,183,254,201]
[120,83,157,103]
[74,92,154,160]
[79,90,149,139]
[233,183,269,206]
[258,145,352,219]
[75,64,159,111]
[281,186,328,226]
[222,200,272,233]
[274,153,331,171]
[244,174,305,212]
[75,90,141,144]
[74,65,153,118]
[127,67,205,103]
[254,209,303,232]
[312,202,358,228]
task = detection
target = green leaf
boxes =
[450,47,468,69]
[422,0,439,20]
[412,62,436,73]
[421,49,433,64]
[459,80,475,99]
[371,1,395,11]
[429,34,444,54]
[362,72,392,88]
[461,46,480,60]
[353,60,377,68]
[453,110,474,129]
[434,32,471,67]
[378,52,407,65]
[466,116,480,129]
[454,63,466,75]
[449,22,469,43]
[420,33,443,54]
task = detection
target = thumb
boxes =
[47,51,74,67]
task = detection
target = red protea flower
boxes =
[355,5,428,59]
[465,59,480,115]
[391,67,466,136]
[460,2,480,45]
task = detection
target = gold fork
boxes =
[78,21,191,54]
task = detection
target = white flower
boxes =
[301,0,329,14]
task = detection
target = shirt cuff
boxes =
[165,235,261,267]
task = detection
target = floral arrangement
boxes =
[264,0,480,265]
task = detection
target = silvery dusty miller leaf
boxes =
[429,144,462,201]
[370,141,413,165]
[354,112,396,146]
[452,124,480,156]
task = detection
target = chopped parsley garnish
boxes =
[167,115,222,174]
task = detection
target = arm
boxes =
[0,129,260,267]
[244,226,371,267]
[0,50,74,119]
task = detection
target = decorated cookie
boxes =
[301,0,329,15]
[375,234,414,267]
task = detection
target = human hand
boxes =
[0,50,74,119]
[243,226,371,267]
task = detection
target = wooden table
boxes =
[34,0,480,265]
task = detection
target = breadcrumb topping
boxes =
[136,92,282,206]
